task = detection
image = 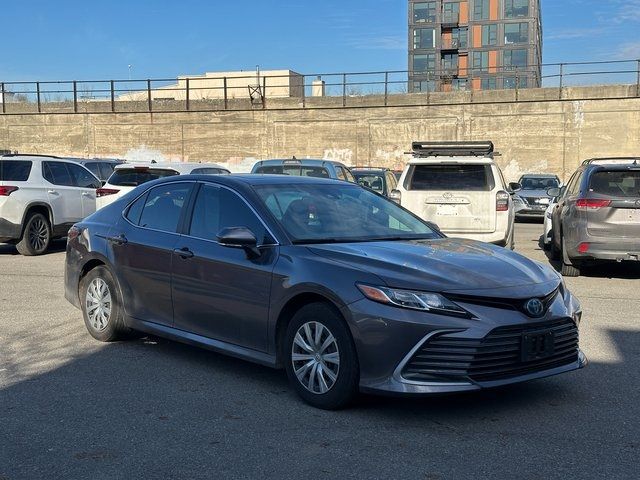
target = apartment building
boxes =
[408,0,542,92]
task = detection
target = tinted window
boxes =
[255,183,437,243]
[190,167,229,175]
[84,162,101,177]
[343,168,355,183]
[43,161,74,186]
[255,165,330,178]
[126,193,148,225]
[0,161,32,181]
[518,177,559,190]
[138,184,191,232]
[409,164,494,191]
[335,167,346,181]
[99,163,116,180]
[109,168,179,187]
[589,170,640,197]
[567,171,583,195]
[354,173,385,193]
[190,184,269,244]
[68,163,101,188]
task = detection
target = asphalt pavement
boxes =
[1,222,638,480]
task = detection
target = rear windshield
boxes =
[589,170,640,197]
[108,168,179,187]
[519,177,559,190]
[354,173,385,193]
[0,160,32,181]
[255,165,330,178]
[409,164,495,191]
[190,167,229,175]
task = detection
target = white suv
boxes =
[97,162,230,209]
[393,142,520,248]
[0,155,101,255]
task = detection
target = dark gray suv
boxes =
[549,159,640,276]
[65,175,585,409]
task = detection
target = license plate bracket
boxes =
[521,330,555,362]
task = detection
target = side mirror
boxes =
[508,182,522,193]
[547,187,560,197]
[217,226,260,257]
[389,189,402,204]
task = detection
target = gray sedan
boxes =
[65,174,586,409]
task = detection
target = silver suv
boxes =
[549,158,640,276]
[0,155,101,255]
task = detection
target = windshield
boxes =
[589,170,640,197]
[353,173,385,193]
[108,168,179,187]
[254,183,438,243]
[519,177,560,190]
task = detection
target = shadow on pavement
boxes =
[0,239,67,256]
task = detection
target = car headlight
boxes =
[357,284,470,317]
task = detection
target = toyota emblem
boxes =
[443,192,453,199]
[524,298,545,317]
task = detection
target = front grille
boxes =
[402,318,579,383]
[446,288,560,317]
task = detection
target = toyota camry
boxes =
[65,174,586,409]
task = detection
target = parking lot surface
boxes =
[1,223,638,480]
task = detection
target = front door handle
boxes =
[173,247,194,259]
[106,234,128,245]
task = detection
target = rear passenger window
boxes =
[43,161,74,186]
[68,163,101,189]
[409,165,495,191]
[138,184,191,232]
[126,193,148,225]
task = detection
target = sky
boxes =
[1,0,639,83]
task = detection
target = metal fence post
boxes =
[262,75,266,108]
[559,63,564,99]
[223,77,228,110]
[342,74,347,107]
[36,82,41,113]
[110,80,115,112]
[302,76,306,108]
[1,83,5,113]
[147,79,152,112]
[384,71,389,106]
[636,60,640,97]
[186,78,190,111]
[73,81,78,113]
[515,69,520,101]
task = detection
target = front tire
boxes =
[80,266,129,342]
[16,213,51,256]
[284,302,359,410]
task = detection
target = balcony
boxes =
[441,12,459,27]
[440,67,460,79]
[441,38,467,51]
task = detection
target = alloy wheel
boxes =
[291,321,340,394]
[85,278,112,331]
[28,217,49,252]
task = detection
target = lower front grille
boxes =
[402,318,579,383]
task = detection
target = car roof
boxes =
[150,173,349,187]
[351,167,389,172]
[518,174,559,178]
[407,156,495,165]
[114,162,226,172]
[0,154,87,165]
[253,159,347,167]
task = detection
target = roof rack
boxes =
[0,153,62,159]
[410,141,495,158]
[581,157,639,166]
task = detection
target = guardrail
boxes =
[0,59,639,114]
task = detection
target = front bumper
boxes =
[346,289,585,396]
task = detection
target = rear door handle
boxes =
[173,247,194,259]
[47,190,59,195]
[106,234,128,245]
[82,192,93,197]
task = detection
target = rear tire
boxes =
[284,302,359,410]
[80,266,129,342]
[561,236,581,277]
[16,213,51,256]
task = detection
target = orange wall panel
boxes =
[489,51,498,73]
[472,25,482,48]
[489,0,498,20]
[459,55,468,76]
[460,2,469,24]
[472,78,481,91]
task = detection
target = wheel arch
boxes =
[21,202,54,234]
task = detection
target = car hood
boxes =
[519,189,551,198]
[308,238,560,298]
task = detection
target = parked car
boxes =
[68,158,125,183]
[513,174,562,220]
[0,154,101,255]
[97,162,229,209]
[549,158,640,276]
[351,167,398,196]
[251,158,355,182]
[394,142,521,248]
[65,174,585,409]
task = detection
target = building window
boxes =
[481,77,497,90]
[504,76,528,89]
[413,2,437,23]
[505,0,529,18]
[413,28,435,49]
[413,80,436,92]
[482,25,497,46]
[505,22,528,44]
[413,53,436,73]
[452,78,467,91]
[471,51,489,74]
[442,53,459,73]
[473,0,490,20]
[443,1,461,23]
[452,27,468,48]
[504,49,527,70]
